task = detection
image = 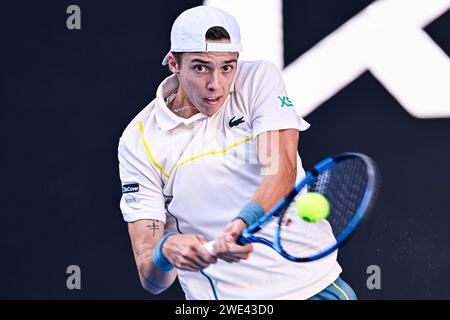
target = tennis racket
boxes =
[203,152,379,262]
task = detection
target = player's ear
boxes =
[167,53,180,75]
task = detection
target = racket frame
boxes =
[239,152,379,262]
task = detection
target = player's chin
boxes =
[200,102,224,116]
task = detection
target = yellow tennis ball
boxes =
[296,192,330,223]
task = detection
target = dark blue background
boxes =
[0,0,449,299]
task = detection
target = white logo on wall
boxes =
[205,0,450,119]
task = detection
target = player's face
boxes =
[177,50,238,116]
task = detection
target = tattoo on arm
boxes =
[146,220,160,236]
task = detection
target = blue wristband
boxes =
[152,232,176,272]
[234,202,265,227]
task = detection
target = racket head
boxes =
[239,152,380,263]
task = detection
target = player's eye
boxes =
[193,64,208,72]
[222,65,234,72]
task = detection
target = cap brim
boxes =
[161,51,170,65]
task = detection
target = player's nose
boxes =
[206,70,220,91]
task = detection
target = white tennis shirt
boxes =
[118,60,342,299]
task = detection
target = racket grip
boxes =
[203,240,216,254]
[238,235,249,244]
[203,235,248,254]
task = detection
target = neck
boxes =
[167,86,200,119]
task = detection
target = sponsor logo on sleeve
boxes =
[124,194,138,204]
[278,96,293,108]
[122,183,139,193]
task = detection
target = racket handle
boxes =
[203,236,248,254]
[203,240,216,254]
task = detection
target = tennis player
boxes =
[118,5,356,300]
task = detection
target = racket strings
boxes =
[310,158,368,236]
[278,158,369,258]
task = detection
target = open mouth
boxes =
[204,96,222,105]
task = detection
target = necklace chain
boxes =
[166,92,196,113]
[173,105,196,113]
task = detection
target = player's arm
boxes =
[252,128,299,211]
[213,129,299,262]
[128,219,177,294]
[128,219,218,294]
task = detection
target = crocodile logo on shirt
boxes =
[228,116,245,128]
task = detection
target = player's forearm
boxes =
[253,129,299,213]
[128,220,177,294]
[135,246,177,294]
[252,162,296,213]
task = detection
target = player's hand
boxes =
[213,219,254,263]
[161,234,218,272]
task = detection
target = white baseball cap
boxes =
[161,6,243,65]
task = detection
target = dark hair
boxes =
[172,26,231,66]
[204,26,230,41]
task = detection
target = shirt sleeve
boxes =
[118,135,166,223]
[251,61,310,138]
